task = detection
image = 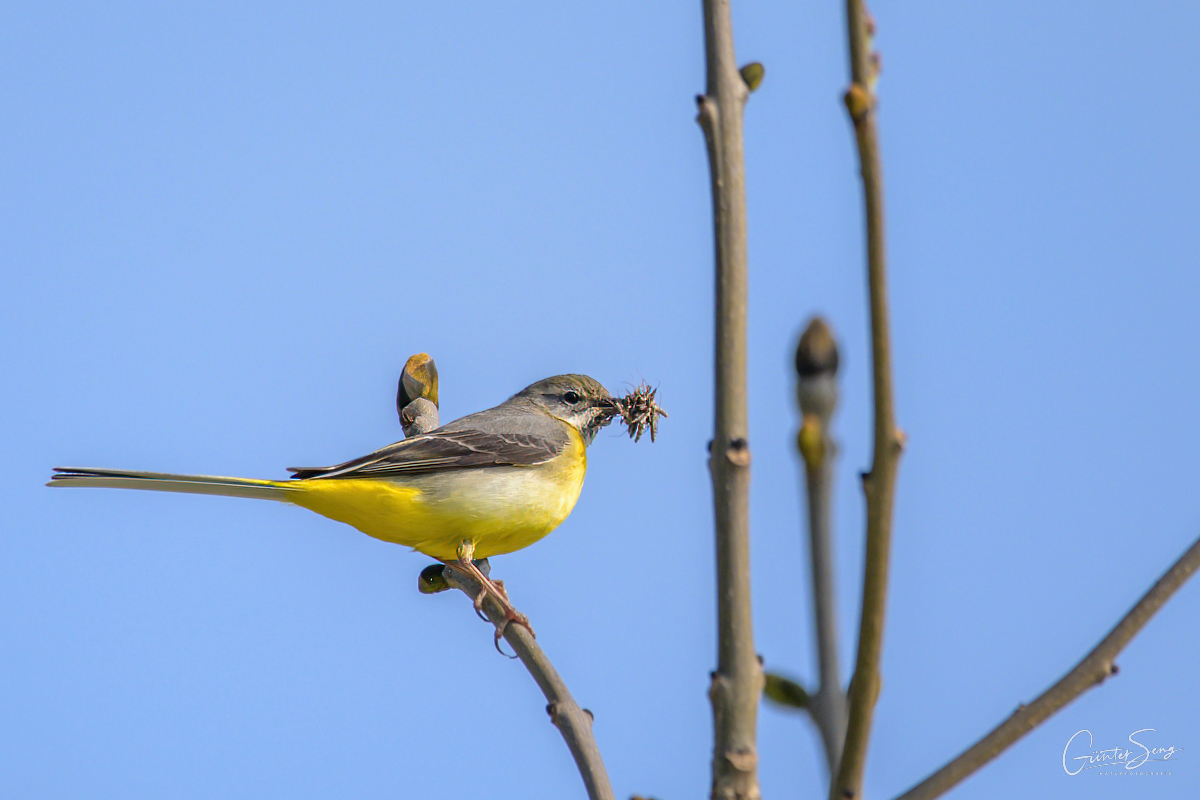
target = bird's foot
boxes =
[451,543,536,652]
[468,572,536,647]
[490,592,534,644]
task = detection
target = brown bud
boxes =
[795,317,839,378]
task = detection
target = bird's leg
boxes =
[449,540,535,648]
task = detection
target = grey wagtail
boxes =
[49,374,618,634]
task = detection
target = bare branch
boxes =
[831,3,904,799]
[441,566,615,800]
[697,1,763,798]
[794,318,848,774]
[891,532,1200,800]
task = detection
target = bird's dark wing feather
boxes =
[287,426,567,480]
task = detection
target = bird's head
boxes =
[515,374,618,445]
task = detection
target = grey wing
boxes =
[287,419,569,481]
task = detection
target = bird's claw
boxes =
[494,628,517,658]
[491,608,534,657]
[447,550,535,655]
[472,590,489,622]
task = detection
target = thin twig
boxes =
[793,318,848,774]
[697,1,763,798]
[831,2,904,799]
[891,532,1200,800]
[441,566,615,800]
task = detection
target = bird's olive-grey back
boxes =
[286,375,616,481]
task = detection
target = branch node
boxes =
[726,438,751,467]
[708,670,727,701]
[582,708,595,722]
[696,94,718,132]
[843,83,872,122]
[723,749,758,773]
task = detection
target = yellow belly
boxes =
[287,432,587,561]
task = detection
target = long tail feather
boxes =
[47,467,296,502]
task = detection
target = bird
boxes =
[49,374,618,638]
[396,353,440,437]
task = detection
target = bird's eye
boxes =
[563,390,581,404]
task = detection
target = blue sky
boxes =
[3,2,1198,798]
